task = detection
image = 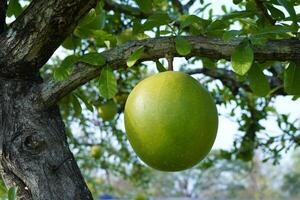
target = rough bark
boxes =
[0,0,7,34]
[42,36,298,107]
[0,0,98,199]
[0,77,93,199]
[0,0,97,78]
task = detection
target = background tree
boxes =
[0,0,300,199]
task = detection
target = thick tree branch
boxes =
[0,0,7,34]
[41,35,300,107]
[254,0,276,25]
[0,0,97,78]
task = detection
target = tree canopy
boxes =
[1,0,300,199]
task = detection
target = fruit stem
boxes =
[166,54,174,71]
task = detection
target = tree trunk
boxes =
[0,75,93,199]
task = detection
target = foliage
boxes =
[4,0,300,198]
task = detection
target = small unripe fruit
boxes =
[90,145,102,160]
[124,71,218,171]
[98,100,118,121]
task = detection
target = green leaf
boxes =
[284,62,300,95]
[62,35,81,50]
[78,8,97,27]
[277,0,298,25]
[7,0,22,17]
[233,0,243,4]
[156,61,167,72]
[61,55,79,69]
[252,25,293,37]
[265,4,285,20]
[222,30,241,42]
[248,64,270,97]
[72,94,82,117]
[202,58,217,69]
[142,13,171,31]
[127,47,145,67]
[135,0,153,13]
[8,187,18,200]
[175,36,192,56]
[75,93,94,112]
[180,15,209,30]
[231,40,254,75]
[79,52,106,66]
[99,66,118,99]
[206,20,228,31]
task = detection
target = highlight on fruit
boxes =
[124,71,219,172]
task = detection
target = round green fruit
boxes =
[90,145,102,160]
[98,100,118,121]
[124,71,218,171]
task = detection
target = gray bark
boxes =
[42,36,297,107]
[0,0,97,199]
[0,78,93,199]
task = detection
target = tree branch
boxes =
[0,0,7,34]
[41,35,299,107]
[184,0,197,11]
[171,0,185,14]
[186,68,284,95]
[103,0,152,18]
[0,0,97,78]
[254,0,276,25]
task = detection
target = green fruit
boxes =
[124,71,218,171]
[90,145,102,159]
[134,193,148,200]
[98,100,118,121]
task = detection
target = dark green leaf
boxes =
[180,15,209,29]
[75,93,94,112]
[206,20,228,32]
[223,30,241,42]
[135,0,153,13]
[61,55,79,69]
[156,61,167,72]
[8,186,17,200]
[72,94,82,117]
[248,64,270,96]
[79,52,106,66]
[99,66,117,99]
[62,35,81,50]
[202,58,217,69]
[221,11,254,20]
[127,47,145,67]
[7,0,22,17]
[277,0,298,25]
[175,36,192,56]
[233,0,243,4]
[231,40,254,75]
[142,13,171,31]
[78,8,97,27]
[252,25,293,37]
[284,62,300,95]
[265,4,285,20]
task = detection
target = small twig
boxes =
[184,0,197,11]
[171,0,185,14]
[166,54,174,71]
[254,0,276,25]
